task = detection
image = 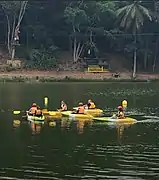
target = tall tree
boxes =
[117,1,152,78]
[64,2,88,62]
[0,1,28,60]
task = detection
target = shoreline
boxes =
[0,70,159,82]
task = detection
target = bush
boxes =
[24,45,58,70]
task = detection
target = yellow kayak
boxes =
[73,107,103,115]
[42,109,61,117]
[93,116,137,123]
[61,111,93,119]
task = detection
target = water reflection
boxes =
[77,120,93,134]
[61,117,71,129]
[29,122,43,134]
[48,121,56,127]
[60,117,93,134]
[116,122,135,140]
[13,119,21,128]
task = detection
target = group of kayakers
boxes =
[28,99,126,119]
[28,99,96,115]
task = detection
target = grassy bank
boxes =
[0,70,158,82]
[0,75,158,83]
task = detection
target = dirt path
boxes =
[0,70,158,80]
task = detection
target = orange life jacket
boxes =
[88,102,96,109]
[29,107,37,114]
[78,106,84,114]
[117,111,124,119]
[36,109,42,115]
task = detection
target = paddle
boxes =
[122,99,128,116]
[13,110,26,115]
[44,97,48,109]
[122,99,128,110]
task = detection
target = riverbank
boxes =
[0,70,159,82]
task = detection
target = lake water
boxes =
[0,82,159,179]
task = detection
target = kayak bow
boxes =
[93,116,137,123]
[26,111,45,123]
[61,111,93,119]
[73,107,103,116]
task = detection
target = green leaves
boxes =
[64,6,88,30]
[117,1,152,32]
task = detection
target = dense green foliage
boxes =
[0,1,159,73]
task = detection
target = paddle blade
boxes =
[122,100,127,108]
[44,97,48,108]
[13,110,21,115]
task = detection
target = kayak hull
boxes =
[73,107,103,116]
[42,109,61,117]
[61,111,93,119]
[93,116,137,123]
[27,112,45,123]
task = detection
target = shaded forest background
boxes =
[0,1,159,76]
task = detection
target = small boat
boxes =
[61,111,93,119]
[26,111,45,123]
[42,109,61,117]
[93,116,137,123]
[73,107,103,116]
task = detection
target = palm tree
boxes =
[117,1,152,78]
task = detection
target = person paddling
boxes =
[86,99,96,109]
[59,101,67,111]
[72,102,84,114]
[28,103,37,115]
[117,106,125,119]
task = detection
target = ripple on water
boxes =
[79,144,159,179]
[0,143,159,179]
[1,117,159,179]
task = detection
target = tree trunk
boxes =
[6,15,11,55]
[144,38,148,69]
[73,37,77,62]
[69,35,72,55]
[132,34,137,78]
[10,16,16,60]
[11,46,15,60]
[73,38,84,62]
[153,37,158,72]
[26,29,29,49]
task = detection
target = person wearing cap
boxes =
[87,99,96,109]
[73,102,84,114]
[117,105,125,119]
[28,103,37,115]
[58,101,67,112]
[77,102,85,114]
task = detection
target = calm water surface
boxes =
[0,82,159,179]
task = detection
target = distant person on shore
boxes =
[86,99,96,109]
[28,103,37,115]
[58,101,67,112]
[72,102,84,114]
[117,106,125,119]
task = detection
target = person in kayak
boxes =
[58,101,67,111]
[72,102,84,114]
[35,106,43,117]
[28,103,37,115]
[87,99,96,109]
[117,105,125,119]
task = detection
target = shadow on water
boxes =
[0,83,159,179]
